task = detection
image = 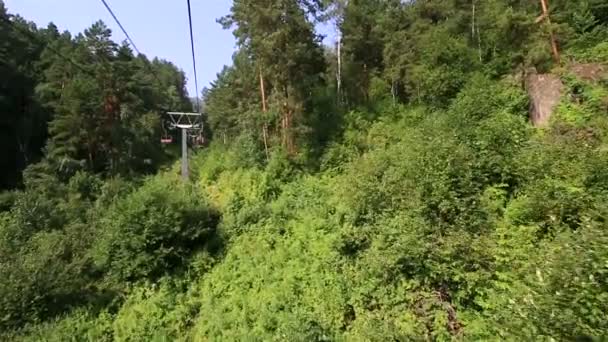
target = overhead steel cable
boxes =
[97,0,165,88]
[186,0,201,112]
[99,0,141,55]
[0,15,93,76]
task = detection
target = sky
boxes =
[5,0,336,98]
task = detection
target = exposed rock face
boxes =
[526,69,564,127]
[570,63,607,83]
[524,63,606,127]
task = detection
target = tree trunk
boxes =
[281,104,287,149]
[363,63,368,102]
[16,136,28,166]
[337,35,342,104]
[539,0,560,64]
[286,107,295,155]
[262,125,269,157]
[18,93,29,166]
[472,0,482,62]
[87,137,94,170]
[477,27,482,63]
[471,0,475,38]
[258,67,270,160]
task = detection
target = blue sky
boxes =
[5,0,336,98]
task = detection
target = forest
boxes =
[1,0,608,340]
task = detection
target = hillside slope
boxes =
[8,67,608,340]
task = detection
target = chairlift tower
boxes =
[165,111,203,181]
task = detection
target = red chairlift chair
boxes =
[161,121,173,144]
[193,130,205,147]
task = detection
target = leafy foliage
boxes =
[92,174,219,284]
[2,0,608,340]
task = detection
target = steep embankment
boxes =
[527,62,607,126]
[11,68,608,340]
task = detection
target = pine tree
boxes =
[40,21,192,178]
[0,3,47,189]
[220,0,326,154]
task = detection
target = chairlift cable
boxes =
[0,16,93,76]
[99,0,141,55]
[97,0,165,86]
[186,0,201,113]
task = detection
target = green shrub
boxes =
[0,222,97,329]
[0,191,16,212]
[92,174,219,283]
[0,171,104,329]
[5,311,112,342]
[192,177,347,341]
[112,282,198,341]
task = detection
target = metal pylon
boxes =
[165,111,203,181]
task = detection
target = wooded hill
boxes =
[1,0,608,340]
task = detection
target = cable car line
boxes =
[186,0,201,113]
[0,16,93,76]
[97,0,166,91]
[95,0,204,181]
[99,0,141,55]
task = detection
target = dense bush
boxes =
[92,174,220,284]
[2,0,608,340]
[0,171,102,329]
[6,69,608,340]
[0,171,220,332]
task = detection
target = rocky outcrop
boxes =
[526,69,564,127]
[525,63,606,127]
[570,63,607,83]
